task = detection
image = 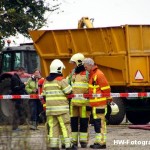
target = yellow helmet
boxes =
[70,53,85,66]
[110,102,119,115]
[50,59,65,74]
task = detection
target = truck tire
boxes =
[0,78,12,124]
[108,97,125,125]
[126,110,150,125]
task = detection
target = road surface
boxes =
[0,123,150,150]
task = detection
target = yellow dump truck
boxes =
[29,25,150,125]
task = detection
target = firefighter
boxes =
[42,59,77,150]
[68,53,90,148]
[83,58,112,149]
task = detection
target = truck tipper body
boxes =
[29,25,150,125]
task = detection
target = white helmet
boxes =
[110,102,119,115]
[70,53,85,66]
[50,59,65,74]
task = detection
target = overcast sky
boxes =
[6,0,150,46]
[44,0,150,29]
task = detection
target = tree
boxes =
[0,0,60,49]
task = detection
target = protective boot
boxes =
[61,144,65,149]
[90,143,106,149]
[66,144,78,150]
[61,135,65,149]
[80,142,87,148]
[71,117,79,145]
[47,148,60,150]
[79,118,88,148]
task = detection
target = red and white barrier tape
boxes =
[0,94,42,100]
[67,92,150,98]
[0,92,150,100]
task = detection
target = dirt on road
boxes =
[0,123,150,150]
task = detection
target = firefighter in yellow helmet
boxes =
[42,59,77,150]
[68,53,90,148]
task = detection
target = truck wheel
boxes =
[126,110,150,125]
[0,78,12,124]
[108,97,125,125]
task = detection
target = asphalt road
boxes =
[0,123,150,150]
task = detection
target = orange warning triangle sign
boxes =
[135,70,144,80]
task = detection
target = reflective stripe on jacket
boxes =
[43,77,72,115]
[89,66,111,107]
[70,71,89,106]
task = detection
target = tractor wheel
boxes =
[0,78,30,125]
[0,78,12,124]
[108,97,125,125]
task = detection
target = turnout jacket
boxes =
[88,66,111,107]
[69,70,89,106]
[42,76,72,116]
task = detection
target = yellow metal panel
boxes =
[129,56,149,83]
[127,25,150,53]
[94,56,127,85]
[29,25,150,86]
[142,26,150,51]
[128,26,142,52]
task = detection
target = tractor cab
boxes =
[0,43,40,82]
[0,43,40,123]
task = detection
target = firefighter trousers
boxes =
[47,113,72,148]
[92,106,107,145]
[70,105,90,145]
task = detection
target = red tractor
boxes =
[0,43,40,123]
